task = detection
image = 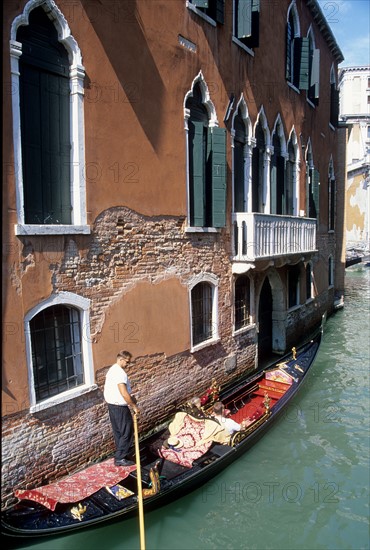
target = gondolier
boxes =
[104,350,139,467]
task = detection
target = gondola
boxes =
[2,327,322,539]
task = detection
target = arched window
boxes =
[25,293,94,412]
[252,120,265,212]
[17,8,71,225]
[10,0,88,235]
[286,138,296,216]
[286,2,309,92]
[232,96,252,213]
[189,273,219,350]
[184,74,226,229]
[191,282,213,345]
[30,305,84,401]
[306,142,320,219]
[270,118,287,215]
[234,275,251,331]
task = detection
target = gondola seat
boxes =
[150,414,219,468]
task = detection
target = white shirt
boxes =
[214,415,241,435]
[103,363,131,405]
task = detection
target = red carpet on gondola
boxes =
[14,458,136,511]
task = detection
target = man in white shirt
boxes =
[212,401,252,444]
[104,350,139,467]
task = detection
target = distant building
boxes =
[2,0,346,508]
[339,66,370,250]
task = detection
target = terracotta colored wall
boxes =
[2,0,344,508]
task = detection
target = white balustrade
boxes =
[232,213,317,262]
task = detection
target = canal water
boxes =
[9,268,370,550]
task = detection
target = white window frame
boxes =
[286,1,301,94]
[25,292,95,413]
[233,273,255,336]
[184,71,219,232]
[188,273,219,352]
[305,261,314,302]
[10,0,90,236]
[231,94,253,213]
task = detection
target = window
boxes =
[251,118,266,213]
[25,292,94,412]
[188,0,225,24]
[307,30,320,105]
[288,265,300,308]
[306,145,320,219]
[286,136,297,216]
[232,96,251,212]
[30,305,84,401]
[233,0,260,49]
[185,76,227,228]
[328,256,334,287]
[306,263,313,300]
[234,275,250,330]
[11,1,88,235]
[308,167,320,219]
[191,282,214,345]
[328,160,335,231]
[329,65,339,127]
[270,119,286,215]
[286,4,309,91]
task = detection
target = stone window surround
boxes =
[188,272,220,352]
[25,292,95,413]
[9,0,90,237]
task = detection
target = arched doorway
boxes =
[258,277,273,360]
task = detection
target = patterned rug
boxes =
[151,415,213,468]
[15,458,137,511]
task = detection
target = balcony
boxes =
[232,213,317,263]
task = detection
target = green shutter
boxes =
[310,48,320,100]
[211,127,227,227]
[189,121,206,227]
[234,142,245,212]
[193,0,209,7]
[18,7,71,225]
[330,86,339,127]
[20,63,44,224]
[312,168,320,220]
[237,0,252,38]
[296,37,310,90]
[286,21,292,81]
[309,168,320,219]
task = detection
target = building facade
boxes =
[339,65,370,250]
[2,0,345,508]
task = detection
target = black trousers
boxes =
[107,404,133,460]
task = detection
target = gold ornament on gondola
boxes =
[263,392,271,412]
[70,502,87,521]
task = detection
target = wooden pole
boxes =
[133,411,146,550]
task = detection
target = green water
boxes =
[9,269,370,550]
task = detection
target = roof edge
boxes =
[306,0,345,63]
